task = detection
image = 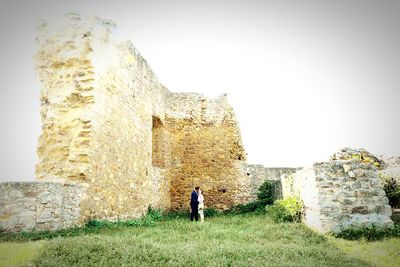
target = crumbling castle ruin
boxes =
[282,149,394,233]
[0,14,395,234]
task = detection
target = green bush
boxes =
[87,206,162,228]
[265,203,292,223]
[279,197,303,222]
[147,206,162,221]
[383,178,400,208]
[204,207,220,217]
[332,223,400,241]
[225,201,265,215]
[266,196,303,223]
[257,180,274,205]
[225,180,275,215]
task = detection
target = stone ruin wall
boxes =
[34,14,171,222]
[0,182,87,232]
[246,165,300,201]
[166,93,251,210]
[282,156,393,233]
[0,14,397,233]
[0,14,260,232]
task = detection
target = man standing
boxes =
[190,186,200,221]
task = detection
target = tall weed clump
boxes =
[266,196,303,223]
[87,206,162,228]
[226,181,275,214]
[257,180,275,205]
[383,178,400,208]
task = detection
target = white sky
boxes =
[0,0,399,181]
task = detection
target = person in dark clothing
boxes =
[190,186,200,221]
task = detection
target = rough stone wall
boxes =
[33,14,248,220]
[0,182,87,232]
[282,158,393,233]
[166,93,251,210]
[2,15,395,234]
[82,38,170,219]
[150,167,171,210]
[34,15,99,182]
[34,14,170,221]
[246,165,299,201]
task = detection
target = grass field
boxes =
[0,214,399,267]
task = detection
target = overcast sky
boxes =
[0,0,399,181]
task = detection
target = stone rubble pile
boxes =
[282,148,394,233]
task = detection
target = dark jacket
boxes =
[190,190,199,208]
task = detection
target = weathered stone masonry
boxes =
[1,14,256,232]
[246,165,300,201]
[0,15,396,233]
[166,93,250,210]
[0,182,87,232]
[34,14,171,222]
[281,149,393,233]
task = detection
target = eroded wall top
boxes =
[33,13,250,217]
[34,13,171,220]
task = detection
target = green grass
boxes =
[0,226,102,243]
[0,240,45,267]
[330,237,400,267]
[331,224,400,241]
[0,207,163,243]
[0,214,399,266]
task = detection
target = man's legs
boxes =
[190,209,194,221]
[190,206,199,221]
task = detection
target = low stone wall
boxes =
[282,160,393,233]
[0,182,87,232]
[246,165,299,201]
